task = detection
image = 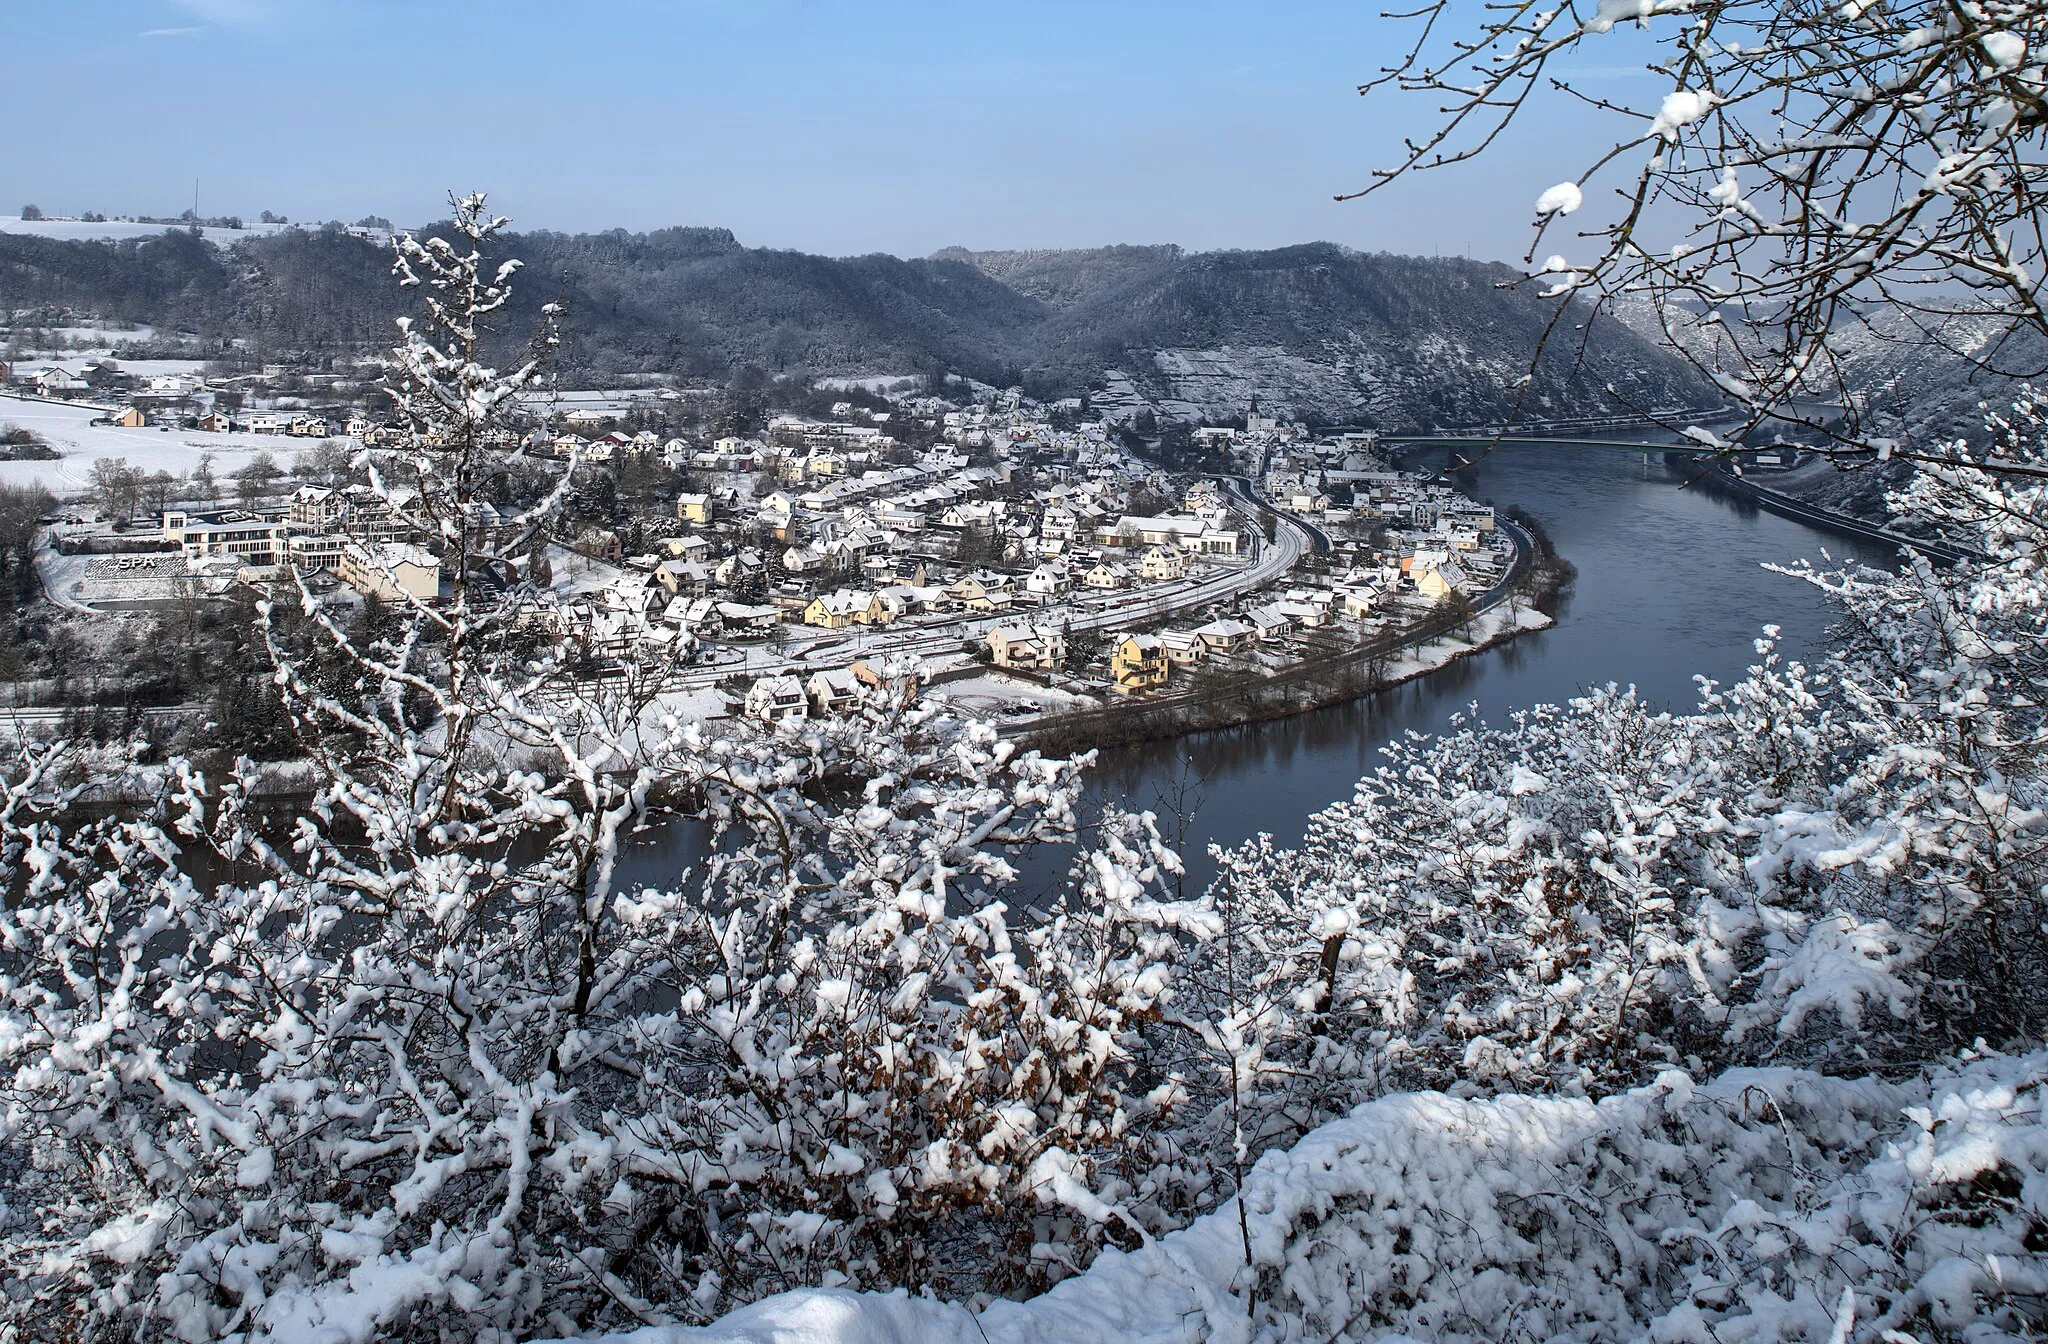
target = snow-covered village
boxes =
[3,343,1546,744]
[4,4,2048,1344]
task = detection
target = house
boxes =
[1160,630,1206,665]
[1335,571,1383,619]
[284,532,351,571]
[849,659,921,707]
[102,405,146,428]
[806,668,864,717]
[573,528,624,563]
[664,595,717,632]
[783,545,829,576]
[654,559,712,597]
[948,571,1012,606]
[1140,546,1187,582]
[745,676,810,724]
[1110,634,1169,693]
[31,367,83,396]
[804,590,869,629]
[289,486,350,529]
[1025,563,1071,597]
[1040,507,1079,543]
[987,624,1067,670]
[1194,619,1256,654]
[161,511,292,563]
[676,493,714,524]
[716,601,782,635]
[1121,515,1210,549]
[1245,605,1293,643]
[715,551,766,587]
[1415,560,1471,603]
[336,542,442,604]
[659,534,715,563]
[865,590,908,625]
[1082,561,1129,591]
[1272,597,1330,629]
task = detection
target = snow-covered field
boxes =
[0,394,320,495]
[928,672,1098,717]
[25,356,211,380]
[0,216,293,246]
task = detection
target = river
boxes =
[615,444,1885,901]
[1069,443,1886,895]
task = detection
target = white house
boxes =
[1140,546,1187,582]
[1025,563,1071,597]
[745,676,810,724]
[987,625,1067,671]
[806,668,864,717]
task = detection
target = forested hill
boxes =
[0,224,1713,428]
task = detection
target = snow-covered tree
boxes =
[1176,398,2048,1166]
[0,199,1205,1341]
[1354,0,2048,463]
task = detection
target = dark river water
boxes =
[1067,444,1884,894]
[616,445,1884,899]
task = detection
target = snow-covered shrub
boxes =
[0,202,1209,1341]
[1183,397,2048,1151]
[971,1048,2048,1344]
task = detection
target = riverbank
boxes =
[1692,459,1982,563]
[1022,519,1566,756]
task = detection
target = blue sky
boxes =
[3,0,1622,261]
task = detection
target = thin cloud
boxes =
[171,0,301,33]
[139,25,205,37]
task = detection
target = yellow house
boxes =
[675,493,714,524]
[1110,634,1169,693]
[1415,560,1471,603]
[106,406,146,428]
[803,590,867,628]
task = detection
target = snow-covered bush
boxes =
[509,1048,2048,1344]
[0,201,1210,1341]
[974,1047,2048,1344]
[1186,398,2048,1156]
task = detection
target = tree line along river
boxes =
[615,442,1883,901]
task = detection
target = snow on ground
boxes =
[545,544,631,599]
[813,375,923,396]
[8,325,156,346]
[0,216,293,247]
[26,356,212,379]
[533,1048,2048,1344]
[1384,603,1551,683]
[0,394,340,495]
[928,673,1098,718]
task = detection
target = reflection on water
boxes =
[1081,445,1884,891]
